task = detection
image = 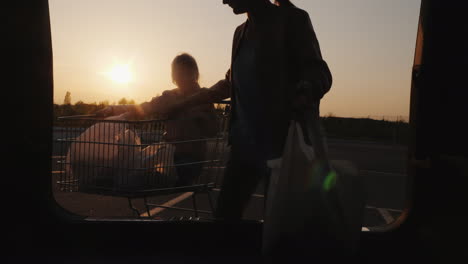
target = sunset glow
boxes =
[106,64,133,84]
[50,0,420,119]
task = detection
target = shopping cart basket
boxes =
[54,103,230,218]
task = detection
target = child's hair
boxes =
[171,53,199,83]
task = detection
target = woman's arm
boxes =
[113,69,231,118]
[95,104,142,118]
[164,70,231,115]
[139,93,169,117]
[289,8,332,101]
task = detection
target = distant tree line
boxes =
[321,116,409,145]
[55,92,409,145]
[54,91,137,118]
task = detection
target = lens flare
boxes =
[107,64,132,84]
[323,170,337,192]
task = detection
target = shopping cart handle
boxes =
[57,114,97,120]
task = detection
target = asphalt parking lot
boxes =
[52,133,408,228]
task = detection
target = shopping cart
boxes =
[54,102,230,219]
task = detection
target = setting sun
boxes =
[106,64,133,84]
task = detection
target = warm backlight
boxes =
[106,64,132,84]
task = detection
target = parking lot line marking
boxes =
[141,192,193,218]
[377,208,395,224]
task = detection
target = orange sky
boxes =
[49,0,421,120]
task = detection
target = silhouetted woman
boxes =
[160,0,333,220]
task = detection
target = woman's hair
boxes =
[171,53,199,83]
[274,0,295,7]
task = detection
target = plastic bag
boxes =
[66,114,178,191]
[262,120,365,257]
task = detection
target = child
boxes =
[96,53,218,187]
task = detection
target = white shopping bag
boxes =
[66,114,178,191]
[262,120,365,257]
[65,119,141,189]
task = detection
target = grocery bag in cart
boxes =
[262,119,365,258]
[65,115,178,191]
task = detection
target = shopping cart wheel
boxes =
[192,193,199,217]
[127,198,141,218]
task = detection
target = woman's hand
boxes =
[95,106,114,118]
[293,80,322,123]
[95,105,144,119]
[292,94,308,111]
[293,80,321,111]
[127,105,145,120]
[105,112,128,121]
